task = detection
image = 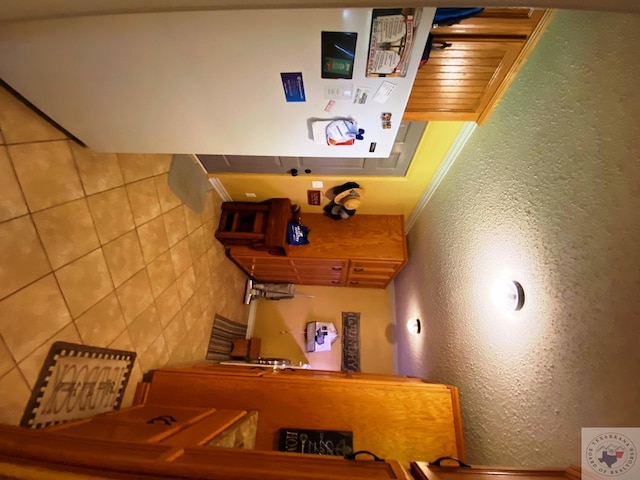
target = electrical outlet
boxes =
[245,193,257,198]
[312,181,324,189]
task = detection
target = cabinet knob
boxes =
[350,281,359,285]
[331,266,342,271]
[353,267,364,273]
[332,280,340,284]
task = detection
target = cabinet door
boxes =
[404,37,525,123]
[346,260,404,288]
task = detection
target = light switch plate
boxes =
[312,181,324,189]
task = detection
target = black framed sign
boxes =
[321,31,358,79]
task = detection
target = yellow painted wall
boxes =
[251,285,395,373]
[212,121,464,218]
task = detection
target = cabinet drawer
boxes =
[346,277,390,289]
[296,275,345,287]
[349,260,403,274]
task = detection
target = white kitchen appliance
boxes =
[0,7,433,158]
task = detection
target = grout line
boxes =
[1,142,31,218]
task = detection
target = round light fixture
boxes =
[491,279,525,312]
[406,318,422,334]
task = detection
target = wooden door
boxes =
[197,121,426,176]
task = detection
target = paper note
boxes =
[372,81,397,103]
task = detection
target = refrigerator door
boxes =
[0,8,434,157]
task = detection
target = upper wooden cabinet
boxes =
[403,8,554,124]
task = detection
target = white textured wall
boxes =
[394,10,640,467]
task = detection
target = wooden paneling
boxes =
[404,8,554,123]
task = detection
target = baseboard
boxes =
[406,121,477,232]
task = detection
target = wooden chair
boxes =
[215,198,291,253]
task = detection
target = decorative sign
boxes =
[341,312,361,372]
[321,32,358,79]
[366,8,422,77]
[307,190,322,206]
[279,428,354,456]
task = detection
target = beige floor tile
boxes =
[0,367,32,425]
[117,153,154,184]
[8,140,83,212]
[0,335,17,379]
[32,198,100,270]
[183,204,202,234]
[70,142,124,195]
[0,275,72,363]
[17,323,82,390]
[126,177,162,227]
[155,282,182,328]
[188,226,207,262]
[150,154,173,176]
[168,341,194,367]
[146,251,176,298]
[170,236,193,276]
[202,220,216,250]
[0,146,28,222]
[155,174,182,214]
[182,293,202,332]
[176,266,197,305]
[102,230,145,287]
[0,87,67,144]
[137,215,169,265]
[108,328,135,352]
[163,205,187,246]
[116,269,154,324]
[75,292,127,348]
[127,303,162,355]
[0,215,51,300]
[193,253,210,285]
[87,186,135,244]
[162,311,188,353]
[55,249,113,318]
[197,285,213,316]
[137,331,169,374]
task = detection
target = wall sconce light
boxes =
[491,279,525,312]
[406,318,422,334]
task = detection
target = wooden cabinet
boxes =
[227,213,407,289]
[143,366,465,467]
[404,8,554,124]
[0,424,412,480]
